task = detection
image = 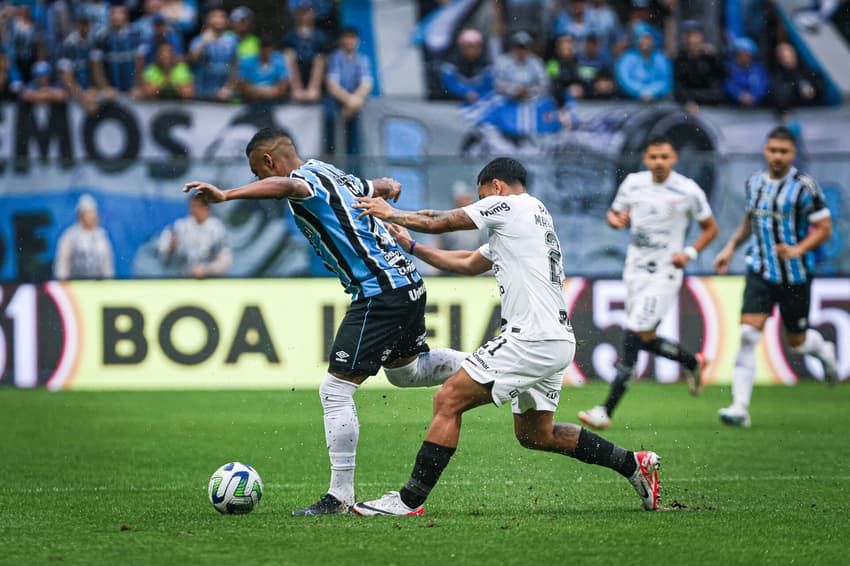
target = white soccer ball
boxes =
[208,462,264,514]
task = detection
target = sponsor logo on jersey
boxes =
[408,284,426,302]
[480,202,511,217]
[471,351,490,370]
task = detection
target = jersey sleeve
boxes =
[462,195,512,230]
[799,176,831,222]
[478,243,492,261]
[689,181,713,222]
[610,176,632,213]
[288,170,318,200]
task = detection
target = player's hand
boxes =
[671,252,690,268]
[375,177,402,201]
[775,243,802,260]
[386,223,413,250]
[353,196,394,220]
[184,181,227,203]
[713,247,733,274]
[607,209,630,229]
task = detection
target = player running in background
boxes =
[714,126,839,428]
[350,157,661,516]
[185,128,468,515]
[578,136,718,430]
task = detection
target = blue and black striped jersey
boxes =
[744,167,831,285]
[288,159,420,300]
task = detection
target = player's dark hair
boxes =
[245,127,290,156]
[340,26,359,37]
[766,126,797,146]
[477,157,527,187]
[644,134,675,151]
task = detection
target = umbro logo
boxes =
[335,350,350,362]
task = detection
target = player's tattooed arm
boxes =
[185,177,311,202]
[387,224,491,275]
[353,197,477,234]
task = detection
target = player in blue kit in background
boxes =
[184,128,468,515]
[714,127,839,428]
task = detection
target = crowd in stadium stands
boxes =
[0,0,368,155]
[429,0,831,133]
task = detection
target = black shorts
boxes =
[328,282,429,377]
[741,271,811,333]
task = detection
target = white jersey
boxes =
[611,171,712,279]
[53,224,114,280]
[158,216,229,273]
[464,193,575,342]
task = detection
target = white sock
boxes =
[319,374,360,505]
[384,349,468,388]
[731,324,761,409]
[790,329,829,360]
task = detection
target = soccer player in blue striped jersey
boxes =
[184,128,468,514]
[714,126,839,427]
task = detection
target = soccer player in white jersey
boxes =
[578,136,718,430]
[350,157,661,515]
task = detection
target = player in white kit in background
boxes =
[350,158,661,515]
[579,136,718,430]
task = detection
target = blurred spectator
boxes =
[615,0,664,55]
[586,0,621,53]
[43,0,73,60]
[553,0,592,52]
[577,33,616,98]
[230,6,258,62]
[157,196,231,279]
[188,8,237,101]
[76,0,110,34]
[57,14,99,113]
[439,28,492,103]
[54,194,114,281]
[724,37,769,107]
[283,1,328,103]
[20,60,66,103]
[614,24,672,101]
[140,13,184,65]
[288,0,337,35]
[547,33,583,103]
[324,27,372,156]
[769,42,824,114]
[134,0,165,41]
[238,33,289,106]
[91,5,145,94]
[161,0,198,39]
[139,42,193,99]
[673,20,724,114]
[796,0,850,43]
[0,45,23,100]
[493,31,548,102]
[7,5,44,83]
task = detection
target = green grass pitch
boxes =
[4,382,850,565]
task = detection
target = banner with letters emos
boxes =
[1,277,846,390]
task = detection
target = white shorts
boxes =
[462,333,576,414]
[625,275,681,331]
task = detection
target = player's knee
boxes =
[515,430,548,451]
[740,324,762,348]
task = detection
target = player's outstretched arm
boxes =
[184,177,311,203]
[713,213,752,274]
[387,224,491,276]
[353,197,477,234]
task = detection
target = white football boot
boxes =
[821,341,839,386]
[628,451,661,511]
[718,404,751,428]
[352,491,424,516]
[578,405,611,430]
